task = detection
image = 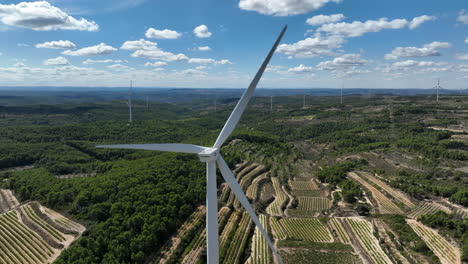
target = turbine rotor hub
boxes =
[198,147,219,162]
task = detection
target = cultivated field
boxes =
[0,202,84,264]
[407,220,461,264]
[289,180,320,191]
[181,207,231,263]
[266,177,288,216]
[270,217,333,242]
[297,197,332,212]
[408,202,452,219]
[343,217,393,264]
[246,172,269,200]
[329,218,351,244]
[154,205,206,264]
[357,172,415,208]
[222,212,253,264]
[348,172,403,214]
[246,214,271,264]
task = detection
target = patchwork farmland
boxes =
[0,199,85,264]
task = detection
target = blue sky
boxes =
[0,0,467,88]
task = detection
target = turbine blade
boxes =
[213,26,287,148]
[216,155,284,264]
[96,143,207,154]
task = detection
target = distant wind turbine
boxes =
[97,26,287,264]
[434,78,442,102]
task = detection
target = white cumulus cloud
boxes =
[194,25,212,38]
[456,53,468,60]
[198,46,211,51]
[317,15,435,37]
[107,64,130,70]
[409,15,436,29]
[44,56,69,65]
[83,59,123,65]
[288,64,314,74]
[458,10,468,24]
[385,41,451,60]
[36,40,76,49]
[121,39,158,51]
[277,34,345,58]
[465,37,468,43]
[14,62,26,67]
[0,1,98,31]
[392,60,447,67]
[188,58,232,65]
[145,28,181,39]
[62,43,117,56]
[238,0,342,16]
[144,61,167,67]
[306,14,345,26]
[131,50,188,62]
[317,53,369,70]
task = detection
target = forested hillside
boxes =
[1,93,467,263]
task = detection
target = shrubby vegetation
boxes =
[316,161,365,203]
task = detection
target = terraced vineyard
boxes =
[235,165,265,209]
[408,202,452,219]
[289,180,319,191]
[222,212,253,264]
[329,218,351,244]
[357,172,415,208]
[297,197,332,212]
[271,217,333,242]
[454,208,468,218]
[0,203,84,264]
[344,217,393,264]
[348,172,403,214]
[0,189,20,213]
[181,207,231,263]
[293,190,327,197]
[226,163,259,207]
[246,172,269,200]
[219,210,240,248]
[266,177,288,216]
[407,220,461,264]
[154,205,206,264]
[246,215,270,264]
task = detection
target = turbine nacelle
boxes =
[198,147,219,162]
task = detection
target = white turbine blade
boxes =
[216,155,284,264]
[213,26,287,148]
[96,143,207,154]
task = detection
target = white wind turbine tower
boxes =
[97,26,287,264]
[127,80,133,122]
[434,78,442,102]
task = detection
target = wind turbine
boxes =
[434,78,442,102]
[127,80,133,122]
[96,26,287,264]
